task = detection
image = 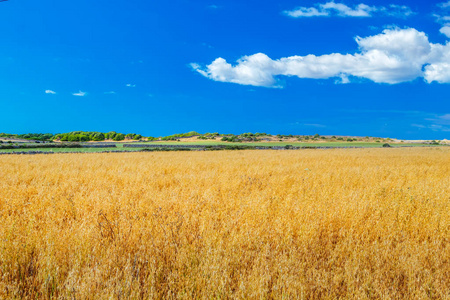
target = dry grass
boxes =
[0,148,449,299]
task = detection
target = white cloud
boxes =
[384,5,414,17]
[439,1,450,8]
[433,114,450,125]
[440,26,450,37]
[412,124,450,132]
[335,74,350,84]
[45,90,56,94]
[192,28,450,87]
[413,113,450,132]
[126,84,136,87]
[304,123,327,128]
[72,91,86,97]
[434,14,450,24]
[286,7,328,17]
[283,2,413,18]
[104,91,116,94]
[435,2,450,37]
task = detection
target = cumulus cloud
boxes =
[126,84,136,87]
[45,90,56,94]
[440,26,450,38]
[283,2,413,18]
[192,28,450,87]
[72,91,86,97]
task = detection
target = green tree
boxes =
[68,135,79,142]
[92,132,105,141]
[106,132,117,140]
[79,134,90,142]
[113,133,125,141]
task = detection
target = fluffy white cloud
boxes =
[440,26,450,38]
[45,90,56,94]
[283,2,413,18]
[192,28,450,87]
[435,2,450,37]
[423,43,450,84]
[72,91,86,96]
[126,84,136,87]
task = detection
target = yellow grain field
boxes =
[0,148,449,299]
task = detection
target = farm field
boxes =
[0,148,449,298]
[0,141,437,154]
[140,141,439,148]
[143,141,387,147]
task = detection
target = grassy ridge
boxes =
[0,149,449,298]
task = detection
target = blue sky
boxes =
[1,0,449,139]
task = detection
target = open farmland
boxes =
[0,149,449,299]
[0,141,441,154]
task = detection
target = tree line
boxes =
[0,131,142,142]
[0,131,387,143]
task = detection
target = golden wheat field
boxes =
[0,148,449,299]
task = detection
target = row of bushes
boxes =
[0,133,54,141]
[161,131,201,140]
[0,131,144,143]
[2,131,397,143]
[55,131,123,142]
